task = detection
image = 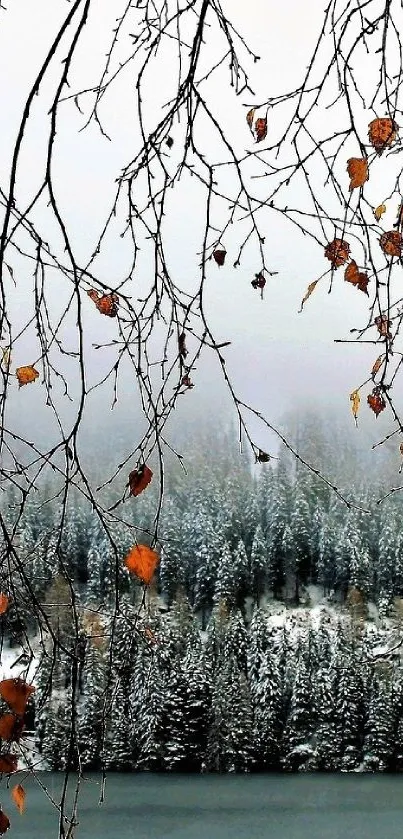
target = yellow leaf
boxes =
[15,365,39,388]
[374,203,386,221]
[11,784,25,815]
[298,280,319,313]
[350,389,360,425]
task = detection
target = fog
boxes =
[0,0,398,487]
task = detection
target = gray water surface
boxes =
[8,773,403,838]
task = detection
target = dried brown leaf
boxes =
[298,280,318,312]
[371,356,384,377]
[246,108,255,130]
[350,390,360,425]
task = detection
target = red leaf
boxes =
[0,755,17,774]
[367,390,386,417]
[0,715,24,742]
[255,117,267,143]
[128,465,153,498]
[0,680,35,717]
[0,810,10,835]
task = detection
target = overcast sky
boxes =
[0,0,391,462]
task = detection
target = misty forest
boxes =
[3,0,403,836]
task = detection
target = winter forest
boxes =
[3,411,403,775]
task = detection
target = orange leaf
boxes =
[400,442,403,457]
[371,355,384,376]
[0,755,17,774]
[298,280,318,312]
[367,390,386,417]
[246,108,255,130]
[124,545,159,585]
[11,784,25,815]
[0,715,24,743]
[128,465,153,498]
[0,595,8,616]
[350,390,360,425]
[255,117,267,143]
[0,680,35,717]
[368,117,398,154]
[374,203,386,221]
[344,261,369,295]
[324,238,350,268]
[15,366,39,388]
[347,157,369,190]
[0,810,10,835]
[87,289,118,317]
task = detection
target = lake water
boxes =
[8,773,403,838]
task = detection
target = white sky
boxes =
[0,0,391,458]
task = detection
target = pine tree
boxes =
[251,641,283,769]
[207,657,253,772]
[214,541,238,608]
[78,641,106,769]
[314,661,340,770]
[250,526,268,606]
[364,673,395,771]
[282,650,314,771]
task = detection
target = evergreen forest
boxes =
[2,411,403,774]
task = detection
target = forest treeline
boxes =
[2,410,403,772]
[35,599,403,773]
